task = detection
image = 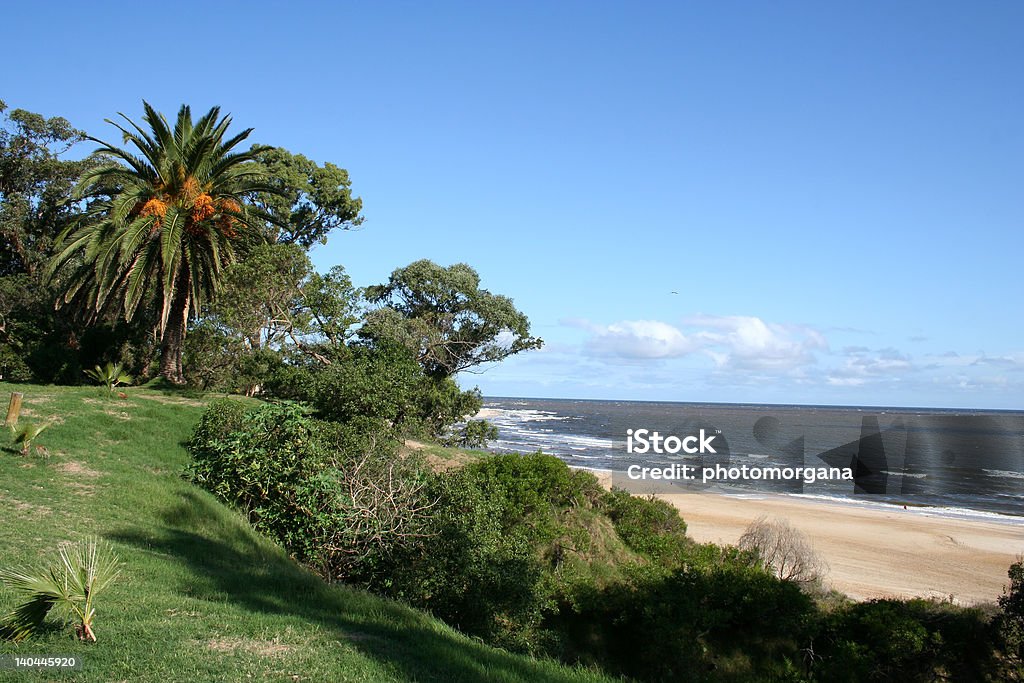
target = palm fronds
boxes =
[8,421,51,455]
[46,101,283,383]
[0,538,122,641]
[84,362,133,391]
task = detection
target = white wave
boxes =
[983,468,1024,480]
[882,470,928,479]
[787,493,1024,524]
[560,434,615,449]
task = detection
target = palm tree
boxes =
[49,102,274,383]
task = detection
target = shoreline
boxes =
[579,465,1024,525]
[584,468,1024,605]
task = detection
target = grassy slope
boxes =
[0,384,615,683]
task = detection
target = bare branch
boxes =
[738,515,827,586]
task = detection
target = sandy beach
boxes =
[589,470,1024,605]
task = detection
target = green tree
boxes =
[250,147,364,248]
[209,243,360,363]
[49,102,276,383]
[0,100,102,382]
[184,243,362,392]
[0,100,96,277]
[362,259,543,379]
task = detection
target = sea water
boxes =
[480,397,1024,519]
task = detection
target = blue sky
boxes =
[7,1,1023,408]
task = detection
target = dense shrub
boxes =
[383,452,606,653]
[187,401,431,582]
[414,376,483,436]
[564,559,814,681]
[183,324,290,395]
[274,343,483,438]
[998,560,1024,680]
[305,344,423,427]
[600,488,690,564]
[813,598,997,682]
[0,275,159,384]
[186,407,1009,681]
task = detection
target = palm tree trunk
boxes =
[159,270,191,384]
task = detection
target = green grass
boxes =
[0,383,617,682]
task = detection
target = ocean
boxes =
[479,397,1024,519]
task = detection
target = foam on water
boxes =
[984,468,1024,480]
[882,470,929,478]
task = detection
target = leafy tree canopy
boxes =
[195,242,361,370]
[0,99,97,276]
[362,259,543,379]
[250,147,363,248]
[0,99,111,383]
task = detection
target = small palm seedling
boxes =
[84,362,133,392]
[0,538,121,642]
[7,421,51,456]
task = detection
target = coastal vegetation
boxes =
[1,98,1022,681]
[0,384,611,681]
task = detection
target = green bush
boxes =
[997,560,1024,680]
[600,488,690,564]
[293,343,480,438]
[187,398,251,447]
[0,275,158,384]
[306,344,422,427]
[813,598,996,682]
[415,377,483,437]
[563,558,814,682]
[184,410,1005,682]
[186,401,429,582]
[383,452,606,653]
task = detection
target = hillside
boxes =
[0,384,614,683]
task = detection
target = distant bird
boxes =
[670,291,679,295]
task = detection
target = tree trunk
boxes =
[159,270,191,384]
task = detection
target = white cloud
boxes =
[585,320,696,359]
[846,347,912,374]
[575,314,826,370]
[827,376,867,387]
[685,314,827,371]
[922,351,1024,371]
[825,347,914,385]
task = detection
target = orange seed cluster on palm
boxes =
[216,198,242,238]
[191,193,216,223]
[139,197,168,230]
[180,176,201,203]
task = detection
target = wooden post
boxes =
[5,392,23,427]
